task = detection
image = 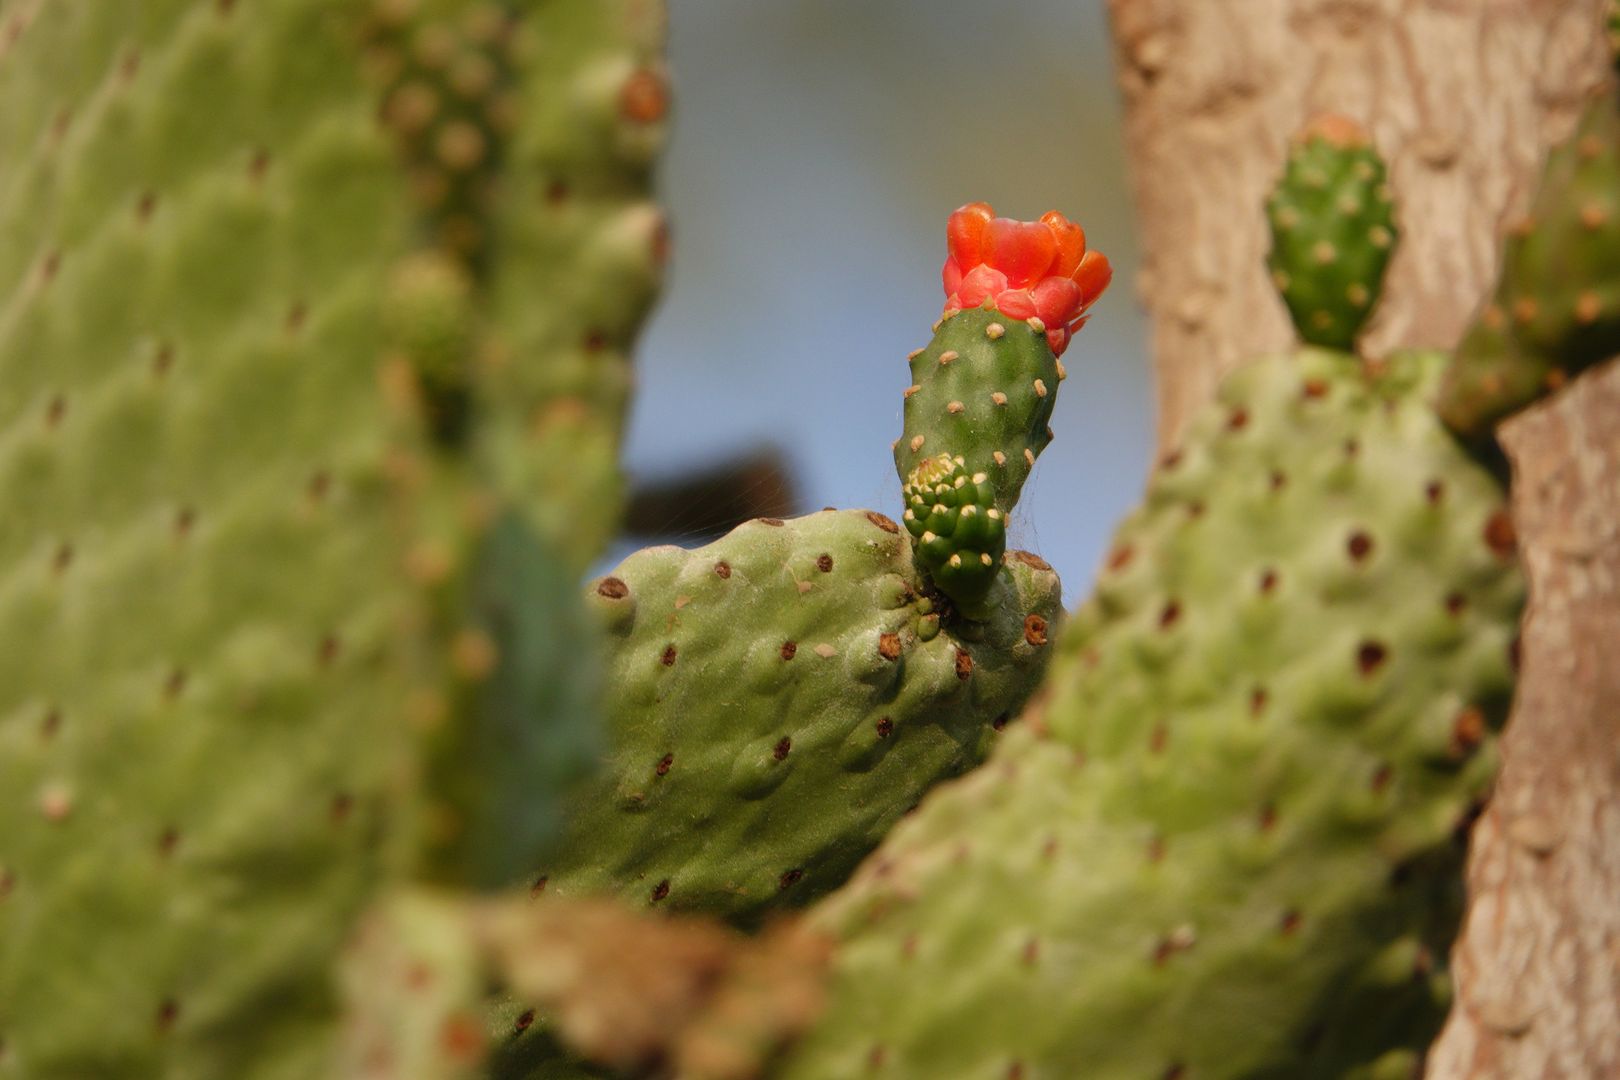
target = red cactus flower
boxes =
[941,202,1111,356]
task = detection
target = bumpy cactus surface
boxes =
[529,208,1105,927]
[1437,90,1620,440]
[781,343,1523,1080]
[1266,115,1397,352]
[538,510,1062,924]
[901,453,1006,615]
[896,203,1109,614]
[0,1,666,1075]
[779,139,1521,1077]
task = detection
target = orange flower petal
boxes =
[994,289,1037,319]
[1041,210,1087,279]
[942,257,963,298]
[946,202,995,270]
[985,217,1057,288]
[1030,277,1082,328]
[1072,250,1113,307]
[957,264,1009,308]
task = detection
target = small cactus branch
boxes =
[1265,114,1398,351]
[896,205,1110,613]
[1436,91,1620,442]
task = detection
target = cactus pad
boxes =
[1437,91,1620,440]
[782,347,1523,1079]
[896,306,1063,522]
[537,509,1062,925]
[1266,115,1398,351]
[0,0,667,1074]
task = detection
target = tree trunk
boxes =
[1426,360,1620,1079]
[1105,2,1620,1076]
[1107,0,1606,450]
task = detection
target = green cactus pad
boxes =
[895,305,1061,518]
[901,453,1007,618]
[340,889,491,1080]
[538,509,1062,925]
[1437,91,1620,440]
[0,0,667,1075]
[782,347,1523,1079]
[0,5,419,1075]
[474,0,668,571]
[1266,116,1398,351]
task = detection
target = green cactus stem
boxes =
[901,453,1006,617]
[1266,114,1398,351]
[895,203,1110,613]
[1437,90,1620,441]
[534,509,1062,926]
[0,1,668,1075]
[781,346,1523,1080]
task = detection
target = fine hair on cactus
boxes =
[3,5,1617,1080]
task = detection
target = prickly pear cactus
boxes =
[539,510,1062,925]
[780,344,1523,1080]
[1437,90,1620,441]
[1265,115,1397,352]
[0,1,667,1076]
[896,203,1109,614]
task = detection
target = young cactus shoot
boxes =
[898,205,1111,616]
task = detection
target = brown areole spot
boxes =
[866,511,901,534]
[655,753,673,777]
[1483,508,1516,559]
[660,644,677,666]
[780,641,797,660]
[1451,706,1486,756]
[877,633,902,661]
[1010,550,1052,571]
[773,736,792,761]
[954,649,973,679]
[596,576,629,599]
[619,67,668,123]
[713,560,731,579]
[1357,640,1388,676]
[1023,614,1048,647]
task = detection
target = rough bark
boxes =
[1107,0,1608,451]
[1427,360,1620,1080]
[1105,3,1619,1077]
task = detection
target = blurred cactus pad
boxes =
[0,0,667,1076]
